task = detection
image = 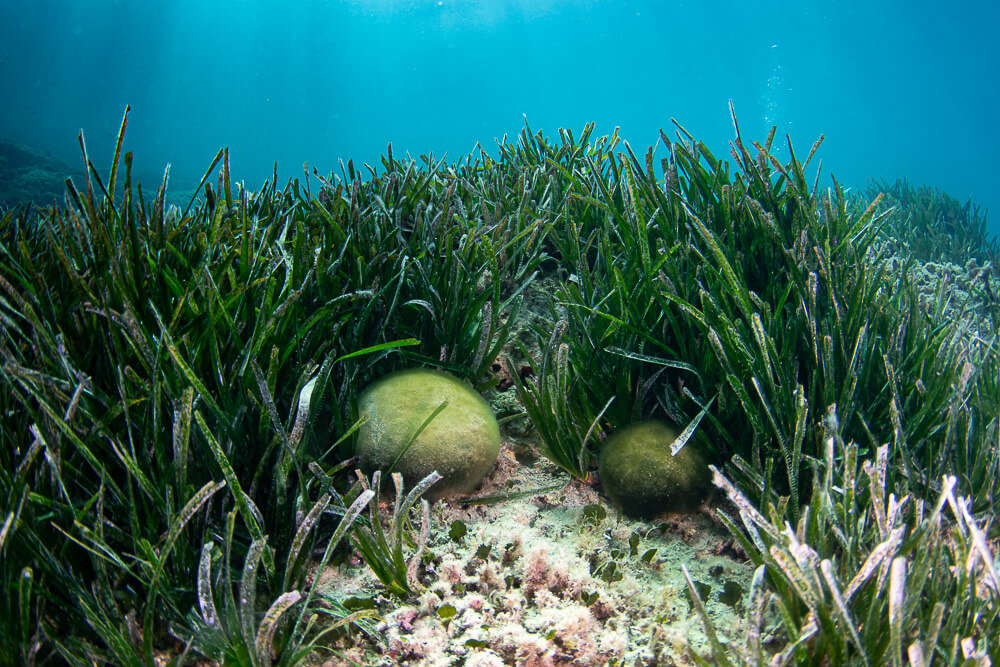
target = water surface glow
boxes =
[1,0,996,228]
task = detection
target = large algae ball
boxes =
[598,420,711,518]
[356,369,500,499]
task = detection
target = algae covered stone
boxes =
[355,368,500,499]
[598,420,710,518]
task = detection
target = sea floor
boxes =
[315,440,752,666]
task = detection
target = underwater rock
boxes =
[0,138,84,208]
[598,420,710,518]
[356,368,500,499]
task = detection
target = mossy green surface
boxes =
[598,420,711,518]
[355,369,501,499]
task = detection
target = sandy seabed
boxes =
[314,430,751,667]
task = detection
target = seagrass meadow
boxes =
[2,107,999,665]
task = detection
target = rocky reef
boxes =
[0,137,84,209]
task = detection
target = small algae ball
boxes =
[356,368,500,499]
[598,420,711,518]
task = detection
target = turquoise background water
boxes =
[1,0,996,232]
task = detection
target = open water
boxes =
[1,0,997,231]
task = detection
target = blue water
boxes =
[1,0,997,232]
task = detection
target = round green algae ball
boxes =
[598,420,711,518]
[355,368,500,499]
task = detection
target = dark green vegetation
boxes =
[1,104,998,663]
[0,109,539,664]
